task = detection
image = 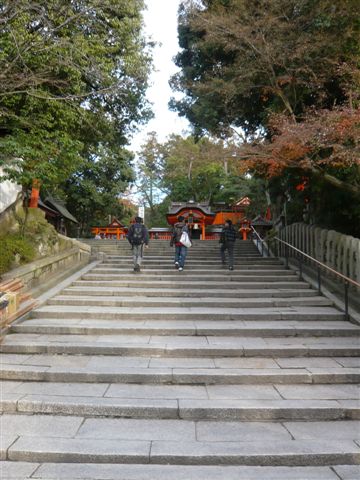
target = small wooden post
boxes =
[29,179,41,208]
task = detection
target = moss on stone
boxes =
[0,235,36,275]
[0,206,75,275]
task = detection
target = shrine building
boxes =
[161,198,251,240]
[91,218,127,240]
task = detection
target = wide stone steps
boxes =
[104,247,263,252]
[45,293,332,308]
[1,366,359,389]
[61,285,319,298]
[10,318,359,338]
[1,415,359,466]
[2,335,359,360]
[105,256,280,262]
[103,264,284,271]
[83,273,301,283]
[2,462,358,480]
[103,255,270,262]
[28,304,345,321]
[90,240,258,249]
[61,281,317,299]
[73,279,311,289]
[1,241,359,474]
[92,269,297,278]
[103,262,283,269]
[1,390,359,422]
[2,372,359,421]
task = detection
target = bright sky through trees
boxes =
[130,0,189,152]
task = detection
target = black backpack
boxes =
[131,224,144,245]
[174,224,185,243]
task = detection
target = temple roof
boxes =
[38,198,59,217]
[168,201,215,217]
[44,196,79,224]
[107,218,125,228]
[232,196,251,207]
[251,214,273,226]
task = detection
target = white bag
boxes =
[180,231,192,248]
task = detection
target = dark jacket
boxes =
[127,222,149,246]
[220,225,237,244]
[170,222,190,247]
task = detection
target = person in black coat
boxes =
[220,219,237,270]
[127,216,149,272]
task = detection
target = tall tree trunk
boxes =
[310,167,360,196]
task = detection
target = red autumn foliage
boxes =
[241,107,360,179]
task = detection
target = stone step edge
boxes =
[72,280,311,287]
[31,310,344,321]
[1,366,359,384]
[11,325,359,337]
[82,275,300,280]
[46,295,332,306]
[93,268,291,273]
[5,437,360,466]
[2,343,358,358]
[63,287,317,297]
[2,395,359,421]
[0,462,352,480]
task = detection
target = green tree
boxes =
[137,132,269,225]
[0,0,152,193]
[171,0,360,234]
[136,132,165,215]
[61,147,135,236]
[172,0,359,137]
[161,134,246,202]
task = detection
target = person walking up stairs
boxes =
[219,219,237,270]
[126,216,149,272]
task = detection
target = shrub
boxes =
[0,235,36,276]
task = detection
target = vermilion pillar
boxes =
[29,179,41,208]
[201,222,206,240]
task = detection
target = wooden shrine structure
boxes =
[163,198,251,240]
[91,218,127,240]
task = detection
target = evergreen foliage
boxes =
[0,235,35,275]
[137,132,268,222]
[171,0,360,235]
[0,0,153,228]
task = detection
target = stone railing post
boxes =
[279,223,360,284]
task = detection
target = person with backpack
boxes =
[219,219,237,270]
[127,216,149,272]
[170,215,191,272]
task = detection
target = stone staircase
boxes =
[1,239,359,479]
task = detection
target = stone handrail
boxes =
[1,241,91,292]
[278,223,360,284]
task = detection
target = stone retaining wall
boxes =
[1,239,91,292]
[278,223,360,284]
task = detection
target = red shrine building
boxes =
[91,218,127,239]
[90,198,272,242]
[149,198,251,240]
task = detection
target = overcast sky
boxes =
[130,0,190,153]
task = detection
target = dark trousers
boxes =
[220,242,235,267]
[175,245,188,268]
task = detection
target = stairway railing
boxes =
[251,226,360,321]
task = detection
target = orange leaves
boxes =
[241,107,360,179]
[272,141,310,164]
[266,159,287,177]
